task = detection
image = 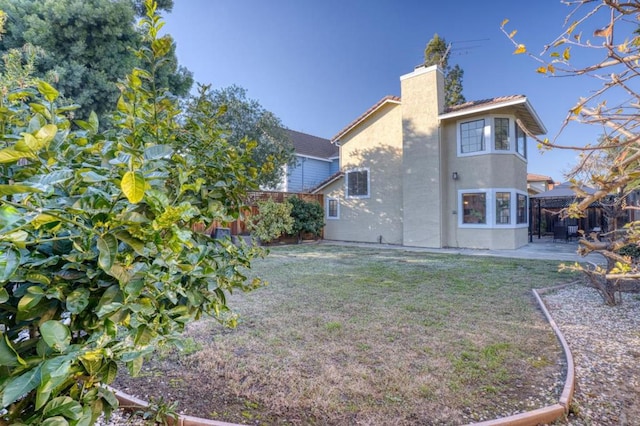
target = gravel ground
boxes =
[99,283,639,426]
[542,284,640,425]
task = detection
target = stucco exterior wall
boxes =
[400,65,445,248]
[326,103,404,245]
[440,115,529,249]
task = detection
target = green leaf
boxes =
[97,234,118,271]
[0,147,34,163]
[43,396,83,420]
[80,171,109,183]
[26,272,51,285]
[0,246,21,282]
[41,417,69,426]
[143,144,173,160]
[0,287,8,303]
[2,365,42,407]
[40,320,71,353]
[37,357,73,409]
[38,81,60,102]
[66,287,90,314]
[0,333,26,366]
[121,171,145,203]
[0,184,42,195]
[114,230,145,255]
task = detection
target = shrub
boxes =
[248,198,294,243]
[0,2,263,424]
[288,197,324,242]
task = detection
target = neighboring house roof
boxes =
[439,95,547,135]
[310,171,344,194]
[527,173,555,183]
[287,129,338,159]
[531,182,595,199]
[331,95,401,143]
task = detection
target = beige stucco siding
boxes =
[401,66,445,248]
[440,115,529,250]
[326,103,403,244]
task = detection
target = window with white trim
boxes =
[496,192,511,224]
[459,189,528,228]
[460,119,485,153]
[462,192,486,224]
[346,168,369,198]
[457,115,527,159]
[516,123,527,158]
[327,197,339,219]
[517,193,527,224]
[494,117,510,150]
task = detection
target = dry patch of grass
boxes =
[115,244,576,425]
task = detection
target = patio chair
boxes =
[553,225,567,242]
[567,225,579,241]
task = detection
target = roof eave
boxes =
[439,97,547,135]
[331,97,401,143]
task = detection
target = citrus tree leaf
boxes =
[2,365,42,407]
[0,246,21,282]
[121,171,145,203]
[97,234,118,271]
[40,320,71,353]
[66,288,90,314]
[43,396,83,420]
[0,333,26,366]
[38,81,59,102]
[143,144,173,160]
[0,184,42,195]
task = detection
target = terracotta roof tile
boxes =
[444,95,526,114]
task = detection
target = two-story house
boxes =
[313,64,546,250]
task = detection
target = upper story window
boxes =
[346,168,369,198]
[457,115,526,159]
[494,118,510,150]
[460,119,485,153]
[516,123,527,158]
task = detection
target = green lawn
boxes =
[116,244,577,425]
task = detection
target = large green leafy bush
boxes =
[0,2,263,424]
[288,197,324,242]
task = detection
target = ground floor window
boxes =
[517,193,527,224]
[327,197,339,219]
[459,189,528,228]
[462,193,486,224]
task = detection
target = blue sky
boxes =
[163,1,611,182]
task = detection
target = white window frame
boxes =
[457,115,526,161]
[458,188,529,229]
[345,167,370,199]
[326,197,340,220]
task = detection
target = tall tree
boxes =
[502,1,640,305]
[0,0,192,122]
[195,85,296,189]
[424,33,466,107]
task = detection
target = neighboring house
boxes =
[527,173,555,195]
[277,129,339,192]
[313,64,546,250]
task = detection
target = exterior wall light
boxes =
[452,172,459,180]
